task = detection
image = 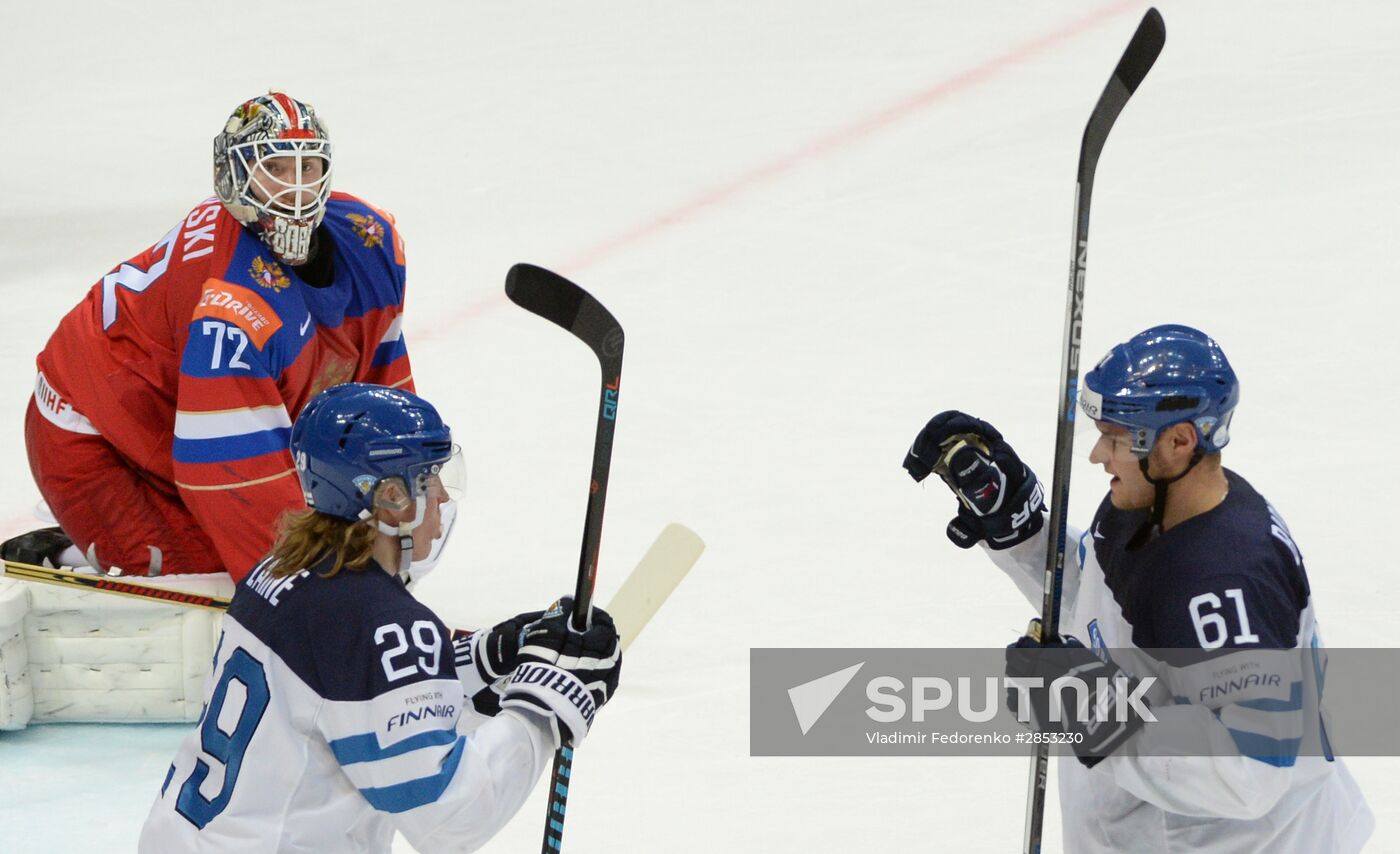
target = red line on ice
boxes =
[428,0,1143,342]
[0,5,1138,537]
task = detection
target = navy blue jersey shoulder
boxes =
[318,195,406,323]
[216,198,405,377]
[228,556,453,702]
[1090,469,1311,649]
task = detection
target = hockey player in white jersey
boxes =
[904,325,1372,853]
[140,382,621,852]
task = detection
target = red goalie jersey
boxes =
[29,194,413,581]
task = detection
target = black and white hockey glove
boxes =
[1004,627,1149,768]
[452,609,545,717]
[903,410,1045,550]
[499,597,621,749]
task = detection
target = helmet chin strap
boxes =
[373,495,427,576]
[1129,448,1204,549]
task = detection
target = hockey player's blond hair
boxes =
[267,510,377,579]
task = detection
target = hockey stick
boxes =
[609,522,704,653]
[1,560,232,610]
[1021,10,1165,854]
[504,262,624,854]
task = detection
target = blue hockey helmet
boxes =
[290,383,460,522]
[1079,324,1239,457]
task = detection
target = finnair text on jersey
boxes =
[386,705,457,731]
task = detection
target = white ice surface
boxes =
[0,2,1396,852]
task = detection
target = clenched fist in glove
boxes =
[1005,625,1150,768]
[452,609,545,716]
[500,597,622,749]
[903,410,1045,550]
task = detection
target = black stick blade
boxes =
[1079,7,1166,179]
[505,263,624,366]
[1115,8,1166,94]
[506,263,586,330]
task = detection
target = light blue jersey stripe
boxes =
[329,728,457,766]
[357,735,467,813]
[1227,728,1301,768]
[1236,680,1304,713]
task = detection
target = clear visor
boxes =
[370,446,467,515]
[1074,385,1105,444]
[233,139,332,221]
[1074,385,1145,452]
[409,445,466,503]
[1077,412,1154,459]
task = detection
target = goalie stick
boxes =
[1022,10,1165,854]
[0,561,231,609]
[504,262,624,854]
[2,522,702,634]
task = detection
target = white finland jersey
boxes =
[139,556,553,853]
[987,470,1373,854]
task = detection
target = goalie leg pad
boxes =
[22,573,233,723]
[0,578,33,730]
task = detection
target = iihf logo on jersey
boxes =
[250,256,290,292]
[346,212,385,249]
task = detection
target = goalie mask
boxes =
[214,92,333,265]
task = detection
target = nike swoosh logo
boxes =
[300,314,313,336]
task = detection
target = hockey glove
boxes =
[452,609,545,716]
[1004,625,1149,768]
[0,526,75,568]
[499,597,621,749]
[903,410,1045,549]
